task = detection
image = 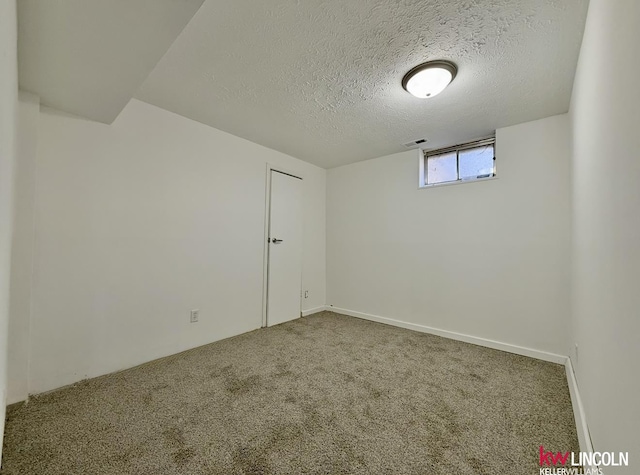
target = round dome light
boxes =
[402,60,457,99]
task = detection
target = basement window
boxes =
[420,138,496,188]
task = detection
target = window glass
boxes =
[427,152,457,185]
[459,145,494,180]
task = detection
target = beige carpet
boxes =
[1,311,578,474]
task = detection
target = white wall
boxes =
[0,0,18,461]
[7,93,39,404]
[9,98,325,398]
[327,114,571,357]
[570,0,640,466]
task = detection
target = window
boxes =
[420,138,495,187]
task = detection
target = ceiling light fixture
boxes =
[402,60,457,99]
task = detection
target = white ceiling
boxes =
[18,0,204,123]
[18,0,589,168]
[136,0,589,168]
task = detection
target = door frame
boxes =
[261,164,303,328]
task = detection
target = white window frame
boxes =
[419,137,496,188]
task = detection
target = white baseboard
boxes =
[301,306,327,317]
[325,306,568,364]
[565,357,594,454]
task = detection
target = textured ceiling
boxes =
[18,0,204,123]
[136,0,589,168]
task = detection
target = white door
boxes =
[267,170,303,326]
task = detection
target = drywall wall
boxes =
[327,114,571,356]
[12,98,325,398]
[0,0,18,461]
[570,0,639,467]
[7,93,39,404]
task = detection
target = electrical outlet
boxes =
[190,309,199,323]
[304,290,309,299]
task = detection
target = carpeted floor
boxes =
[1,311,578,474]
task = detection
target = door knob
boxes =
[271,238,283,244]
